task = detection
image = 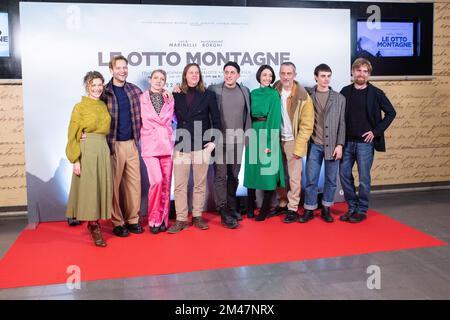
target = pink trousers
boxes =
[143,156,172,227]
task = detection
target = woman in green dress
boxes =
[244,65,285,221]
[65,71,112,247]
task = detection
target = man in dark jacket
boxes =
[208,61,251,229]
[168,63,222,233]
[339,58,396,223]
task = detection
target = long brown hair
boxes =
[180,63,205,94]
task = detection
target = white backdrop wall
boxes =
[20,2,350,222]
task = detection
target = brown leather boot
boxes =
[88,222,107,247]
[192,216,209,230]
[167,220,188,234]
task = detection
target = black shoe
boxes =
[218,207,239,229]
[349,212,367,223]
[268,206,288,217]
[230,210,243,221]
[339,210,355,222]
[150,226,160,234]
[246,193,256,219]
[245,205,255,218]
[67,218,81,226]
[298,210,314,223]
[159,221,167,232]
[255,210,268,222]
[320,207,334,223]
[246,209,255,219]
[113,225,129,237]
[126,223,144,234]
[221,215,239,229]
[283,210,298,223]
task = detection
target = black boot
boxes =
[268,205,288,217]
[320,206,334,223]
[284,210,299,223]
[159,220,167,232]
[255,210,268,221]
[219,207,239,229]
[340,210,355,222]
[349,212,367,223]
[150,226,160,234]
[299,209,314,223]
[230,209,243,221]
[246,188,256,219]
[255,190,273,222]
[68,218,81,226]
[247,210,255,219]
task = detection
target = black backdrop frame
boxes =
[0,0,433,78]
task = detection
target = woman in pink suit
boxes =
[140,69,175,234]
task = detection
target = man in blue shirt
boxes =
[104,55,144,237]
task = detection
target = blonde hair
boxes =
[108,55,128,69]
[352,58,373,74]
[83,71,104,92]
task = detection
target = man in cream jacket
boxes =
[271,62,314,223]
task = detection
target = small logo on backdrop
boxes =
[66,265,81,290]
[66,5,81,31]
[366,265,381,290]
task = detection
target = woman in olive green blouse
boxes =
[65,71,112,247]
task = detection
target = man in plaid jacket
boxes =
[104,55,144,237]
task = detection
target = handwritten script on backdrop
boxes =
[372,2,450,185]
[0,85,27,206]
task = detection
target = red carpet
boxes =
[0,203,446,289]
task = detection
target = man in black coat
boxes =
[339,58,396,223]
[208,61,251,229]
[168,63,222,233]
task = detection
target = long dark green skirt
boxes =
[243,123,285,191]
[66,133,112,221]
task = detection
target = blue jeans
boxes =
[339,141,374,214]
[304,143,340,210]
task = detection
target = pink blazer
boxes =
[140,91,175,157]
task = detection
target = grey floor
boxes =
[0,189,449,300]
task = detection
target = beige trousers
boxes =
[277,140,303,211]
[111,140,141,227]
[173,149,211,221]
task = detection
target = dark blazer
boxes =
[207,82,251,146]
[340,82,396,152]
[174,89,222,152]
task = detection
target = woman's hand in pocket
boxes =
[73,162,81,176]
